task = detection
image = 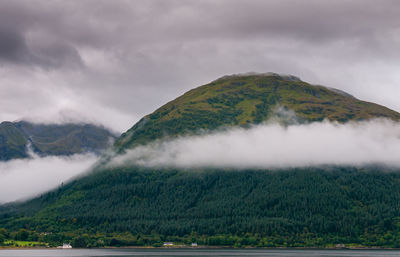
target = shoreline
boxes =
[2,245,400,250]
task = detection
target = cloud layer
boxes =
[0,1,400,132]
[3,118,399,203]
[110,119,400,169]
[0,153,98,203]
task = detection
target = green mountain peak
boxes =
[115,73,400,150]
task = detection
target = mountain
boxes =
[115,73,400,150]
[0,121,117,160]
[2,73,400,248]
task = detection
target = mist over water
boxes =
[110,119,400,169]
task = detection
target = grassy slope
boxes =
[115,74,400,150]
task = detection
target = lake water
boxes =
[1,249,400,257]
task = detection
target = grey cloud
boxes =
[0,1,84,69]
[0,27,29,63]
[4,0,400,67]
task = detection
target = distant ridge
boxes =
[0,120,117,161]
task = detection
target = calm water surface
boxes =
[1,249,400,257]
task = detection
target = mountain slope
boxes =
[0,122,28,160]
[115,73,400,150]
[0,121,117,160]
[2,73,400,248]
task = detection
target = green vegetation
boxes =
[0,121,117,160]
[2,73,400,248]
[115,73,400,150]
[2,240,47,248]
[0,228,47,248]
[0,122,28,160]
[2,167,400,248]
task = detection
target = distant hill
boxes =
[2,73,400,248]
[115,73,400,150]
[0,121,117,160]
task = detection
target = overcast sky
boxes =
[1,0,400,132]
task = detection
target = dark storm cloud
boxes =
[0,1,85,69]
[0,26,29,63]
[0,0,399,132]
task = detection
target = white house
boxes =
[57,243,72,249]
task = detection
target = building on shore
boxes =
[57,243,72,249]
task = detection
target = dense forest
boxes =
[2,166,400,248]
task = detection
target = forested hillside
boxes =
[2,167,400,247]
[1,73,400,248]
